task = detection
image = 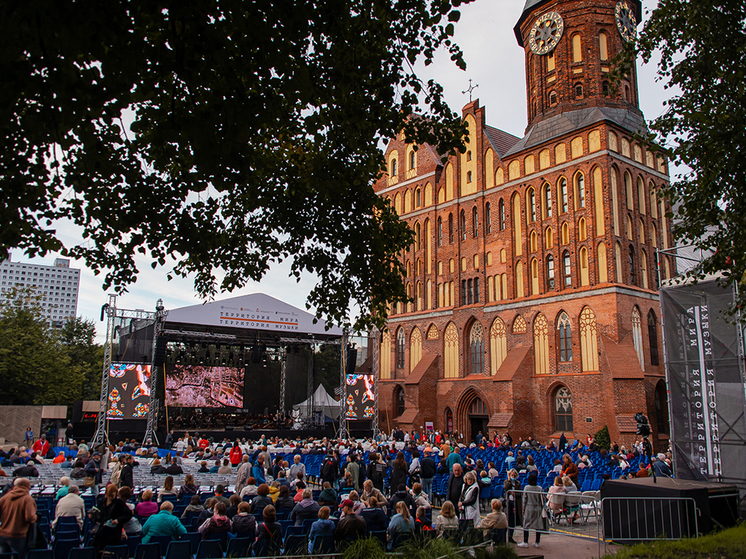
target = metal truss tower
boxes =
[142,299,168,446]
[92,295,164,448]
[371,327,380,438]
[336,329,349,440]
[92,294,117,449]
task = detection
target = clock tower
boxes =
[514,0,643,131]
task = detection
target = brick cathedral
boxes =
[371,0,673,449]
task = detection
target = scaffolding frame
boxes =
[91,296,165,448]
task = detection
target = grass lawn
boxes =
[605,524,746,559]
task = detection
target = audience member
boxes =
[53,484,84,530]
[434,500,458,537]
[290,488,320,526]
[307,506,335,553]
[181,495,205,519]
[335,499,366,546]
[135,490,158,519]
[142,501,187,543]
[231,502,257,535]
[198,501,232,539]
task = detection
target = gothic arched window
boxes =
[485,203,492,235]
[648,310,659,366]
[527,188,536,222]
[557,312,572,362]
[396,328,406,369]
[469,322,484,375]
[546,255,555,289]
[472,206,478,238]
[460,210,467,241]
[498,199,506,230]
[543,183,552,218]
[575,172,585,209]
[396,386,405,417]
[562,250,572,287]
[554,386,573,432]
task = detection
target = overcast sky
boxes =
[12,1,670,343]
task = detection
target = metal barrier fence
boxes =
[599,496,699,556]
[499,488,700,557]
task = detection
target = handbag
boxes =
[83,477,96,487]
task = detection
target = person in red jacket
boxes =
[560,454,579,487]
[229,441,243,467]
[31,435,50,457]
[0,478,38,559]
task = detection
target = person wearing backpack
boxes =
[366,453,386,492]
[320,451,338,486]
[419,448,437,498]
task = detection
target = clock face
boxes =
[528,11,564,56]
[615,1,637,42]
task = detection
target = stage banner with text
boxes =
[660,279,746,493]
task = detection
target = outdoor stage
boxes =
[99,293,347,447]
[169,427,336,443]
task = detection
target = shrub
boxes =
[595,425,611,451]
[341,537,387,559]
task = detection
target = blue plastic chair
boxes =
[225,537,252,558]
[133,542,160,559]
[282,534,307,556]
[164,540,192,559]
[149,535,173,557]
[182,532,202,555]
[205,531,227,550]
[195,540,223,559]
[284,526,306,539]
[68,547,96,559]
[27,550,53,559]
[52,539,79,559]
[100,546,128,559]
[125,534,142,557]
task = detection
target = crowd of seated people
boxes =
[0,425,676,559]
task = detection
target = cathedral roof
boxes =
[484,126,521,159]
[503,106,648,158]
[514,0,642,46]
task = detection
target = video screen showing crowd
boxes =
[166,365,245,408]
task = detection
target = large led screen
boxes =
[107,363,151,419]
[166,365,245,408]
[345,374,375,420]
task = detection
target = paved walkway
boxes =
[510,529,620,559]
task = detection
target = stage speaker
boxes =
[345,347,358,375]
[601,477,739,540]
[154,333,168,365]
[72,401,84,424]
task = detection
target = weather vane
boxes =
[462,79,479,102]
